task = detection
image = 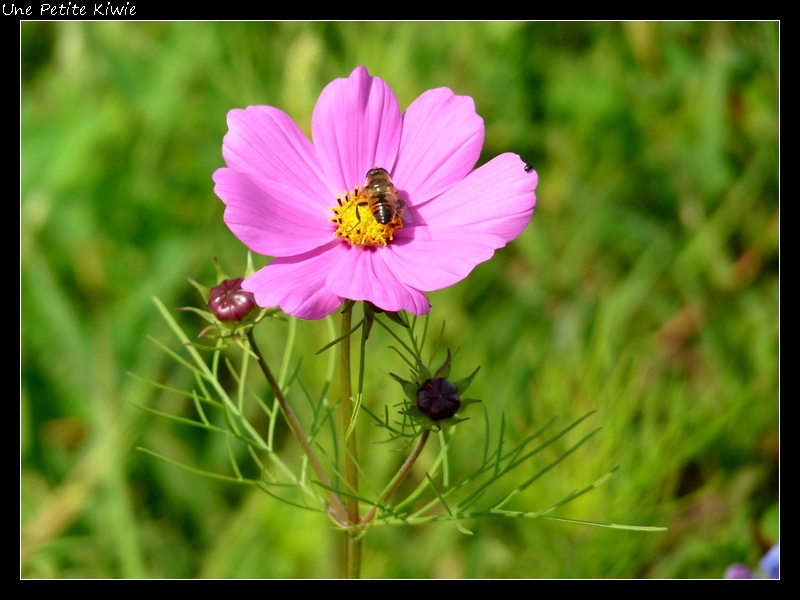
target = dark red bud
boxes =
[208,278,257,322]
[416,378,461,421]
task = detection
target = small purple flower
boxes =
[724,564,756,579]
[724,542,779,579]
[759,543,779,579]
[208,277,257,322]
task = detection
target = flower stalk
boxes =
[338,302,362,578]
[360,428,430,528]
[245,329,349,527]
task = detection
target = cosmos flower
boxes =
[213,66,538,320]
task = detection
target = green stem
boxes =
[360,428,430,527]
[246,329,349,527]
[339,303,362,578]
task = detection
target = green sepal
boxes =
[453,365,481,395]
[213,256,231,283]
[459,397,482,409]
[389,372,419,404]
[363,302,377,340]
[363,302,409,340]
[179,305,278,340]
[417,365,433,383]
[401,405,470,432]
[383,310,409,329]
[187,277,212,305]
[177,306,218,325]
[434,349,453,378]
[244,251,257,278]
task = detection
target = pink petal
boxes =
[393,88,485,203]
[324,244,431,315]
[312,66,403,194]
[414,153,537,243]
[222,106,332,209]
[242,244,344,320]
[213,168,333,257]
[385,230,505,291]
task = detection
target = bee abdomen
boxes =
[372,200,394,224]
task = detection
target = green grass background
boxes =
[21,21,779,579]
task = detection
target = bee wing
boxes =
[396,199,414,224]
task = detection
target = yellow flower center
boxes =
[330,186,404,246]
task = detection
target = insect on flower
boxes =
[345,168,413,231]
[362,167,413,225]
[331,167,415,247]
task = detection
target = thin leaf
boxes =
[424,473,473,535]
[136,448,258,485]
[315,317,364,355]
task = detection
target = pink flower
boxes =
[213,66,538,320]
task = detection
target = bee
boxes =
[357,167,412,226]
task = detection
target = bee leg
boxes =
[346,201,368,233]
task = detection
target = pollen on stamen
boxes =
[330,186,403,247]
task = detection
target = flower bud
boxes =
[208,278,257,323]
[416,377,461,421]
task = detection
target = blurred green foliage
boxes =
[21,21,778,579]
